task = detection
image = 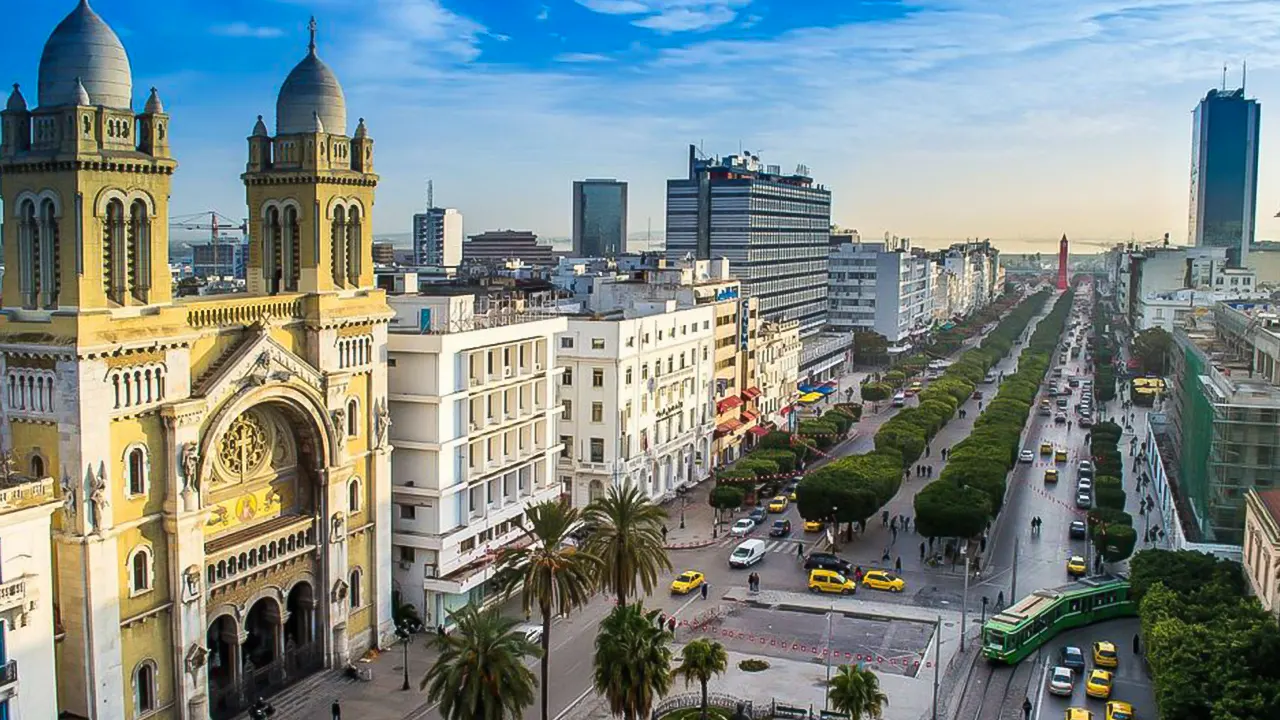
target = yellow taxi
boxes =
[789,489,798,502]
[1044,468,1059,483]
[861,570,906,593]
[1055,449,1068,463]
[1066,555,1087,577]
[803,519,824,532]
[767,496,789,513]
[670,570,705,594]
[1040,441,1053,456]
[908,381,923,395]
[1093,641,1118,668]
[808,568,856,595]
[1085,669,1113,699]
[1105,701,1133,720]
[1065,709,1094,720]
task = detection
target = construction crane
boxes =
[170,211,248,279]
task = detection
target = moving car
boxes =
[1044,468,1059,483]
[1067,555,1087,577]
[1065,709,1094,720]
[892,392,906,408]
[1055,449,1068,463]
[1020,449,1035,463]
[1040,441,1054,456]
[1057,397,1069,408]
[730,518,756,536]
[1060,645,1086,671]
[1076,491,1092,509]
[749,508,767,524]
[769,519,792,537]
[808,568,856,595]
[803,519,824,532]
[861,570,905,592]
[1093,641,1119,668]
[908,381,924,395]
[1085,669,1113,699]
[671,570,705,594]
[1055,413,1068,425]
[984,372,997,383]
[1078,415,1094,428]
[767,496,788,513]
[804,552,853,574]
[1047,666,1075,696]
[729,539,766,568]
[1069,520,1087,539]
[1105,701,1134,720]
[516,623,544,645]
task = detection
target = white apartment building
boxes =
[756,320,802,429]
[413,207,464,267]
[828,236,934,345]
[386,292,567,627]
[0,475,60,719]
[558,303,717,507]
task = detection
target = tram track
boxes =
[951,658,1018,720]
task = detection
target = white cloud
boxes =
[210,22,284,39]
[554,52,614,63]
[537,5,551,21]
[576,0,752,33]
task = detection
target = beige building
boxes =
[1,4,393,719]
[1244,489,1280,616]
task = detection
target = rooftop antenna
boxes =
[427,179,434,210]
[1222,63,1228,91]
[1242,59,1247,92]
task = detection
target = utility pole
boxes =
[823,602,835,710]
[960,555,969,652]
[931,615,941,720]
[1011,538,1019,601]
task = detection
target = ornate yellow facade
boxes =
[0,4,394,719]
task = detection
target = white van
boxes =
[729,539,766,568]
[891,392,906,408]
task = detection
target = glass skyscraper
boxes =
[665,145,831,338]
[572,179,628,257]
[1189,86,1260,267]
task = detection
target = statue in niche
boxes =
[181,443,200,493]
[375,400,392,448]
[331,577,349,604]
[60,467,77,520]
[185,644,208,676]
[331,511,346,539]
[0,451,17,485]
[89,464,109,533]
[331,407,347,441]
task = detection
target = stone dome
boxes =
[275,19,345,136]
[38,0,132,110]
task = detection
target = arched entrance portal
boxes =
[203,393,333,719]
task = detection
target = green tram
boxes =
[981,575,1136,664]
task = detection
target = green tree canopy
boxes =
[1132,327,1173,375]
[913,481,990,539]
[709,484,746,511]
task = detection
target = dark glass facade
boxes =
[572,179,627,257]
[1189,88,1260,267]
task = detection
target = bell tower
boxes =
[243,17,377,296]
[0,0,174,316]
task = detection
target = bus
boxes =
[981,575,1136,664]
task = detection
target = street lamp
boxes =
[396,615,423,691]
[981,596,989,625]
[680,495,688,530]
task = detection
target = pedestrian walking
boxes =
[920,541,926,560]
[997,590,1005,608]
[797,543,805,560]
[855,567,864,583]
[700,582,709,600]
[925,445,931,457]
[1133,634,1141,655]
[881,549,891,564]
[890,516,898,532]
[928,465,934,478]
[894,556,902,573]
[657,611,666,627]
[661,525,668,543]
[332,701,342,720]
[882,510,890,527]
[891,526,898,542]
[668,616,677,633]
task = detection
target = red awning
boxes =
[742,386,762,400]
[780,405,794,416]
[714,419,744,437]
[741,410,758,422]
[716,396,743,413]
[747,426,770,438]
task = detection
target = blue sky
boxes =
[9,0,1280,252]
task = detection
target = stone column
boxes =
[320,464,353,668]
[162,400,212,719]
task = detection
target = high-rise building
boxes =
[665,145,831,338]
[572,179,627,257]
[413,207,463,267]
[1189,85,1261,267]
[828,234,934,346]
[463,230,556,266]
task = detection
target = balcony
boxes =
[205,515,317,593]
[0,476,56,514]
[0,660,16,691]
[184,294,305,329]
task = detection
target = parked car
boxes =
[1069,520,1087,539]
[730,518,756,536]
[804,552,852,574]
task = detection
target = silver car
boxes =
[1048,666,1074,696]
[1076,492,1092,509]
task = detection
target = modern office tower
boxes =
[1189,84,1260,267]
[572,179,628,257]
[665,145,832,338]
[413,207,463,267]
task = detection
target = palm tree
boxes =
[827,664,889,720]
[494,500,599,720]
[419,605,540,720]
[672,638,729,720]
[593,602,674,720]
[583,480,673,607]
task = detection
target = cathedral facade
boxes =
[0,2,394,718]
